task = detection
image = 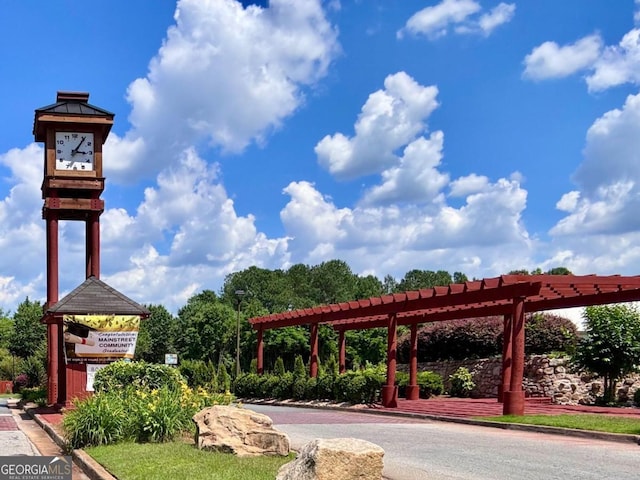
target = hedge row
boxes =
[397,314,578,362]
[234,368,443,404]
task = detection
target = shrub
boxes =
[398,313,578,362]
[449,367,475,398]
[304,377,318,400]
[13,374,27,393]
[634,389,640,407]
[293,355,307,380]
[179,359,217,389]
[272,372,294,399]
[93,361,184,393]
[20,386,47,404]
[334,367,384,404]
[274,357,286,376]
[396,371,410,397]
[217,363,231,393]
[316,373,335,400]
[396,371,443,398]
[233,373,259,398]
[22,355,47,388]
[524,313,578,355]
[418,371,444,398]
[63,383,234,449]
[263,374,283,399]
[292,378,307,400]
[398,317,503,362]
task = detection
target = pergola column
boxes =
[256,327,264,375]
[338,329,346,374]
[503,296,526,415]
[499,313,512,403]
[405,323,419,400]
[309,322,318,378]
[382,313,398,408]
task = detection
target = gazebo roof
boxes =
[249,274,640,331]
[45,276,150,317]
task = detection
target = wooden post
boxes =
[406,323,419,400]
[46,212,59,406]
[499,313,512,403]
[310,323,318,378]
[256,327,264,375]
[86,213,100,278]
[503,297,525,415]
[338,329,346,374]
[382,313,398,407]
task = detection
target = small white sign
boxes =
[165,353,178,365]
[86,364,108,392]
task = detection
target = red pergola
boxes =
[249,274,640,415]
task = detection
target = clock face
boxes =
[55,132,94,171]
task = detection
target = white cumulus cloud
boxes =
[398,0,514,39]
[523,34,603,80]
[315,72,439,179]
[123,0,339,179]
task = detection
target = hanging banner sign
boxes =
[63,315,140,364]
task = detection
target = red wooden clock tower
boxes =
[33,91,114,406]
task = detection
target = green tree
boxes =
[397,270,452,291]
[572,304,640,403]
[546,267,572,275]
[9,298,45,359]
[355,275,384,299]
[309,260,357,304]
[175,292,236,365]
[453,272,468,284]
[0,310,14,350]
[135,304,177,363]
[382,274,398,294]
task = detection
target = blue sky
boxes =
[2,0,640,315]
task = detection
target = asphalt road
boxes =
[248,404,640,480]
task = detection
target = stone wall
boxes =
[399,355,640,405]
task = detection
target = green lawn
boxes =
[475,414,640,435]
[86,441,295,480]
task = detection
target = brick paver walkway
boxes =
[374,397,640,418]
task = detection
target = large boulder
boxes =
[193,405,290,457]
[276,438,384,480]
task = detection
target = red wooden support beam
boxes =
[504,297,525,415]
[256,327,264,375]
[45,212,59,407]
[499,313,512,403]
[406,323,419,400]
[310,323,319,378]
[338,329,346,374]
[382,313,398,408]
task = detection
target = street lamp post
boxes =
[235,289,246,377]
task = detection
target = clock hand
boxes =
[71,136,87,156]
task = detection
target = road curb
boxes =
[243,398,640,446]
[22,405,116,480]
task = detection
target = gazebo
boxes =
[249,274,640,415]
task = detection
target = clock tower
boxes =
[33,91,114,405]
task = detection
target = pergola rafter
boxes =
[249,274,640,415]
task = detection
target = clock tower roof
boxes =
[33,91,115,141]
